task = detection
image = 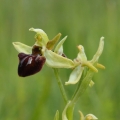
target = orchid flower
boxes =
[12,28,105,120]
[65,37,105,85]
[13,28,75,77]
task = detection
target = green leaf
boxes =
[62,101,71,120]
[54,110,59,120]
[78,111,84,120]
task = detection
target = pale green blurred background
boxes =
[0,0,120,120]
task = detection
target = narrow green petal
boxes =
[12,42,32,54]
[44,49,75,68]
[46,33,61,50]
[65,66,84,85]
[91,37,104,63]
[77,45,87,61]
[54,36,67,54]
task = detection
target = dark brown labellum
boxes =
[18,53,46,77]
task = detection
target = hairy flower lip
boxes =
[18,53,46,77]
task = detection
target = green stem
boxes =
[71,70,94,105]
[53,68,68,104]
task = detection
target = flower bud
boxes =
[84,114,98,120]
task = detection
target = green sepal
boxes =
[12,42,32,54]
[54,36,67,55]
[65,66,84,85]
[29,28,49,46]
[44,49,75,68]
[91,37,104,64]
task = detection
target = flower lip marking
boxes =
[26,57,33,66]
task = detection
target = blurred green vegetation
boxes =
[0,0,120,120]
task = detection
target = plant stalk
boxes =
[53,68,68,104]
